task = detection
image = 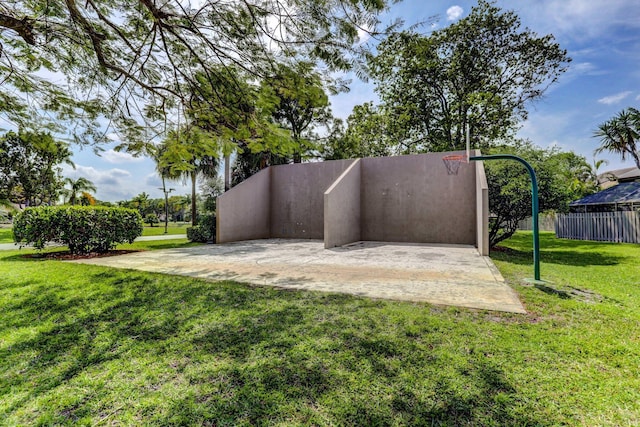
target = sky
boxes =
[63,0,640,202]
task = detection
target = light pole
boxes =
[158,186,175,234]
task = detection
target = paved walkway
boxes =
[0,234,187,250]
[70,239,526,314]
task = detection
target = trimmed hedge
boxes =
[13,206,143,254]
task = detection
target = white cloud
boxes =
[597,91,632,105]
[446,5,463,21]
[63,165,136,201]
[101,149,145,164]
[518,0,640,41]
[146,173,165,188]
[357,24,372,45]
[569,62,597,75]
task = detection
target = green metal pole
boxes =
[469,154,541,281]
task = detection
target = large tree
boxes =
[0,131,74,206]
[323,103,396,159]
[485,142,596,247]
[0,0,393,146]
[594,107,640,169]
[366,0,570,153]
[265,61,332,163]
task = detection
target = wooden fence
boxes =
[518,214,557,232]
[555,212,640,243]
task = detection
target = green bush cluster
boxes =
[187,213,216,243]
[13,206,143,253]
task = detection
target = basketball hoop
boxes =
[442,154,465,175]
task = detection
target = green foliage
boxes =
[323,105,396,160]
[145,213,159,227]
[159,126,220,226]
[264,61,332,162]
[1,0,392,146]
[594,107,640,169]
[0,130,73,206]
[485,142,596,247]
[12,206,143,253]
[231,141,290,185]
[187,213,216,243]
[362,0,570,153]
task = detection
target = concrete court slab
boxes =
[69,239,526,314]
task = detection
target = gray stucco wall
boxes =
[475,155,489,255]
[216,152,487,250]
[216,167,270,243]
[360,152,477,244]
[324,159,361,248]
[270,159,354,239]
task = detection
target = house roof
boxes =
[570,181,640,206]
[617,167,640,181]
[598,166,640,184]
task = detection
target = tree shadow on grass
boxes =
[1,268,559,425]
[491,247,625,267]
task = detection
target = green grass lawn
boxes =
[142,223,189,236]
[0,228,13,243]
[1,232,638,425]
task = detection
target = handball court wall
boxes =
[216,152,489,255]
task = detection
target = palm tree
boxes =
[160,125,219,226]
[594,108,640,169]
[63,177,97,205]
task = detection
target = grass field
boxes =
[0,232,638,425]
[142,223,189,236]
[0,228,13,243]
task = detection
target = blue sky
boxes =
[66,0,640,202]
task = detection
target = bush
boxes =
[13,206,143,253]
[187,213,216,243]
[145,213,159,227]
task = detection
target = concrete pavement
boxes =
[70,239,526,314]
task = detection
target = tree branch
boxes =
[0,13,36,45]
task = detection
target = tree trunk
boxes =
[224,154,230,191]
[191,171,197,226]
[162,176,169,234]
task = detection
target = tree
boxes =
[160,125,219,226]
[264,61,332,163]
[0,131,73,206]
[485,142,595,247]
[366,0,570,153]
[323,104,396,159]
[594,108,640,169]
[186,66,264,191]
[79,192,97,206]
[130,192,151,216]
[1,0,393,146]
[62,177,97,205]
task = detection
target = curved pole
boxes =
[469,154,541,281]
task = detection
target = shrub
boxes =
[187,213,216,243]
[13,206,143,253]
[145,213,159,227]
